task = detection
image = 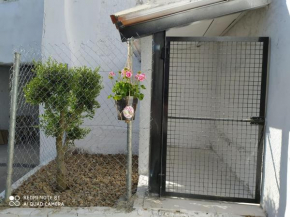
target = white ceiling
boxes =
[166,12,245,37]
[133,12,246,61]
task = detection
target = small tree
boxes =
[24,59,102,191]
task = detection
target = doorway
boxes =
[0,65,11,193]
[161,37,269,203]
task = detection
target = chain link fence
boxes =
[1,37,152,208]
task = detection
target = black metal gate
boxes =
[161,37,269,203]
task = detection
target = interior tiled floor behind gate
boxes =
[166,147,253,198]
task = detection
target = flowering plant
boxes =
[108,67,146,100]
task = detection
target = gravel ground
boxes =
[13,152,139,207]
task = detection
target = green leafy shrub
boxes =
[24,59,103,190]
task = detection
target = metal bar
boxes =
[126,120,132,200]
[162,191,258,204]
[168,116,265,123]
[126,37,134,201]
[149,31,165,195]
[160,37,170,196]
[125,38,133,69]
[259,38,269,126]
[166,36,269,43]
[5,52,21,201]
[255,37,269,202]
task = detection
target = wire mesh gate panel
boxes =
[161,37,269,202]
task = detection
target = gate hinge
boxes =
[250,117,265,125]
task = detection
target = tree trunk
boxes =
[56,110,67,191]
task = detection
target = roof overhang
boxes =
[110,0,271,42]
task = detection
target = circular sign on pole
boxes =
[123,106,135,119]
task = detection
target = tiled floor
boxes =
[166,147,253,198]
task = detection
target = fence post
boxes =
[126,38,133,200]
[5,52,21,201]
[127,120,132,200]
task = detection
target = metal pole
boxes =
[126,120,132,200]
[125,38,133,70]
[5,52,21,201]
[125,37,133,201]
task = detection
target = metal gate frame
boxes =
[160,36,269,203]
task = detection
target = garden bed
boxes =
[13,152,139,207]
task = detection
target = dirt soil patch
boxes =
[13,153,139,207]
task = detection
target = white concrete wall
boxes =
[0,66,10,130]
[223,1,290,216]
[0,0,44,64]
[39,105,55,164]
[0,0,143,164]
[138,36,153,175]
[40,0,141,162]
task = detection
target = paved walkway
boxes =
[0,176,266,217]
[0,207,256,217]
[0,196,266,217]
[0,173,266,217]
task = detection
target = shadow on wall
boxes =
[222,1,290,216]
[261,1,290,216]
[262,125,289,217]
[263,193,277,217]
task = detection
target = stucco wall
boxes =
[0,0,143,162]
[139,36,153,175]
[223,1,290,216]
[39,0,141,162]
[0,0,144,166]
[0,0,44,64]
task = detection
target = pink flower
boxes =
[109,71,115,77]
[121,69,125,77]
[108,71,115,79]
[137,73,146,81]
[135,74,139,80]
[125,71,132,78]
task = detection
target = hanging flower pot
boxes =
[108,68,146,121]
[115,96,138,121]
